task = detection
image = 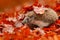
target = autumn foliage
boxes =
[0,0,60,40]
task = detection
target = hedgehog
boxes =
[22,7,58,35]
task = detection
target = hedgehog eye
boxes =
[45,10,48,12]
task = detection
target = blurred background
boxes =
[0,0,60,11]
[0,0,35,11]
